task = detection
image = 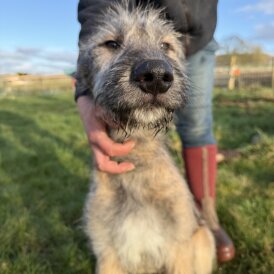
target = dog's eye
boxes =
[104,40,121,50]
[161,42,171,51]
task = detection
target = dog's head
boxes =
[78,2,188,132]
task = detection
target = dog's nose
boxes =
[132,60,174,95]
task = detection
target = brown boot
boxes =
[183,145,235,263]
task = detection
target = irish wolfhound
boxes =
[77,2,215,274]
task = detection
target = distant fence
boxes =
[0,64,274,95]
[214,56,274,90]
[215,67,273,89]
[0,74,73,94]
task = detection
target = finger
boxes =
[99,161,135,174]
[93,147,135,174]
[92,131,135,157]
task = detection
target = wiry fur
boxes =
[79,2,216,274]
[77,1,188,132]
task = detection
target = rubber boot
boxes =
[183,145,235,263]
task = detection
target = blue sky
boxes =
[0,0,273,74]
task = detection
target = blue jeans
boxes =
[175,39,219,148]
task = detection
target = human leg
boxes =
[175,39,235,263]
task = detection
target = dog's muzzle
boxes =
[131,59,174,95]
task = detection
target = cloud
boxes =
[16,47,43,57]
[0,49,30,61]
[40,51,77,65]
[238,0,274,15]
[0,47,77,74]
[254,21,274,40]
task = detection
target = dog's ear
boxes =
[181,34,191,57]
[75,52,94,100]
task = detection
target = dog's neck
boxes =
[109,127,166,144]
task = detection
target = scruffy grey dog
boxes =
[78,2,215,274]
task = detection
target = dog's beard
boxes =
[97,104,174,135]
[94,79,181,134]
[93,59,187,134]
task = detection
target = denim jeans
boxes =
[175,39,219,148]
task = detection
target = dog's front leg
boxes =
[165,242,194,274]
[191,226,215,274]
[96,250,127,274]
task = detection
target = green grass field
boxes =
[0,89,273,274]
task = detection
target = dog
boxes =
[77,2,215,273]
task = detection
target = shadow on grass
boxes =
[0,108,95,274]
[215,205,272,274]
[1,92,273,273]
[230,159,274,188]
[214,103,274,149]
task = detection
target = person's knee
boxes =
[176,109,215,147]
[178,127,215,148]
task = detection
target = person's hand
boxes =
[77,96,135,174]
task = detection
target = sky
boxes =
[0,0,274,75]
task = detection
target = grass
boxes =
[0,89,274,273]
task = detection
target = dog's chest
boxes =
[112,199,170,273]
